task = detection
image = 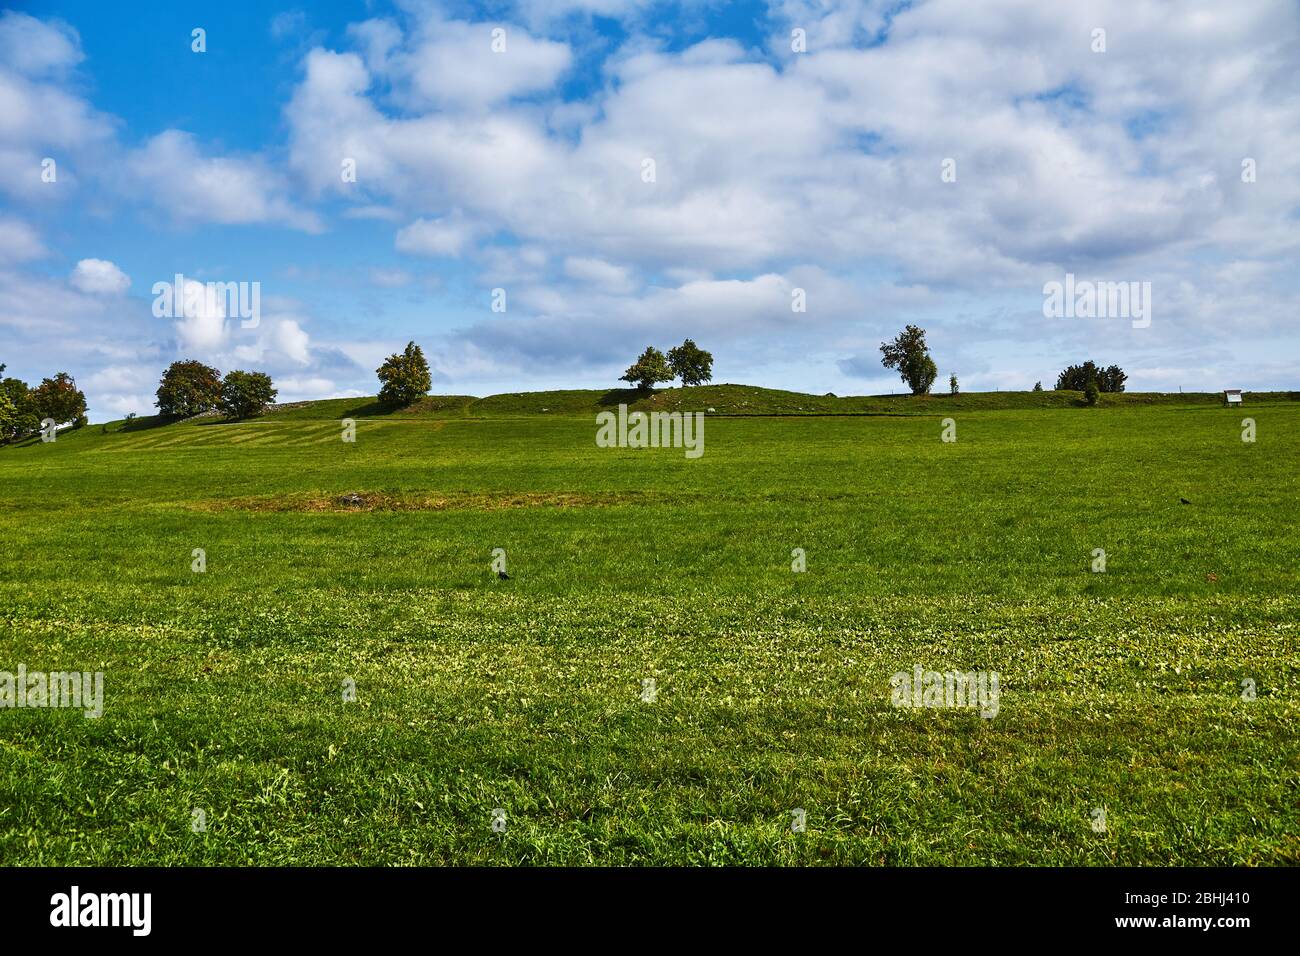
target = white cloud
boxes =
[0,11,82,76]
[0,216,46,263]
[395,216,478,258]
[563,256,636,293]
[70,258,130,295]
[0,13,114,202]
[346,18,402,76]
[173,278,231,353]
[388,17,571,109]
[273,318,312,364]
[125,131,322,232]
[274,376,354,401]
[283,0,1300,289]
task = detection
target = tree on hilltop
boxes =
[880,325,938,395]
[32,372,88,428]
[377,341,432,406]
[219,370,277,419]
[620,346,674,391]
[1056,362,1127,393]
[667,339,713,386]
[157,360,222,417]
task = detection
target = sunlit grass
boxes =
[1,397,1296,864]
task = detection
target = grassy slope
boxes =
[66,384,1300,436]
[1,394,1297,865]
[261,384,1300,419]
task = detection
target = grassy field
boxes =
[1,387,1297,865]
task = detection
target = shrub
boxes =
[1084,381,1100,406]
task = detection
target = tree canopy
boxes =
[219,370,278,419]
[620,346,674,391]
[32,372,88,427]
[377,341,432,406]
[880,325,938,395]
[666,339,713,386]
[1056,362,1126,393]
[0,371,39,443]
[156,360,222,417]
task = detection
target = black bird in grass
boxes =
[1179,497,1191,505]
[496,570,511,580]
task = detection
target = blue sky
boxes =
[2,0,1298,420]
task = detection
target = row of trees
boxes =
[368,339,716,405]
[6,332,1135,442]
[155,340,441,420]
[877,326,1127,398]
[156,361,277,419]
[7,342,436,434]
[620,340,713,391]
[0,364,88,443]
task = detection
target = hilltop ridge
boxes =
[123,383,1300,427]
[7,383,1298,444]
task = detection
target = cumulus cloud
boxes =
[365,15,571,109]
[286,1,1300,282]
[272,318,311,365]
[274,0,1300,390]
[171,278,231,353]
[70,258,130,295]
[125,131,322,232]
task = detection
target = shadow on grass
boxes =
[109,414,178,433]
[335,400,393,418]
[598,388,655,407]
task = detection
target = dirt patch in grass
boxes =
[192,489,667,513]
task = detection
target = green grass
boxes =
[78,384,1299,432]
[1,387,1296,865]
